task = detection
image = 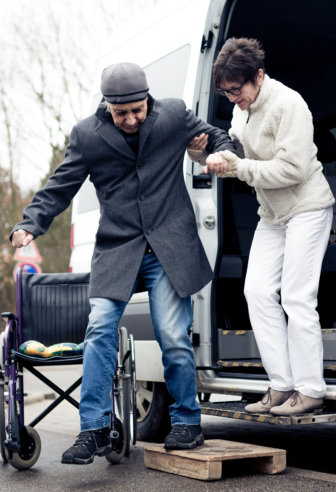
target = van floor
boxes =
[200,399,336,425]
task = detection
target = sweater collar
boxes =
[248,74,272,113]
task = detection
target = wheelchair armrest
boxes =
[1,312,17,320]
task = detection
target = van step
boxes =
[200,400,336,425]
[217,358,263,368]
[216,359,336,373]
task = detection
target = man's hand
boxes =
[11,229,34,248]
[204,151,229,175]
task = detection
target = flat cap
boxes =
[100,62,149,103]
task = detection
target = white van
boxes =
[70,0,336,440]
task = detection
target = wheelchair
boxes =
[0,268,136,469]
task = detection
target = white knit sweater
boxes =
[230,74,334,224]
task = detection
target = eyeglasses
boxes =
[217,81,246,97]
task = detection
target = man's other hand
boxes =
[11,230,34,248]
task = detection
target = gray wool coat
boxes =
[11,96,235,302]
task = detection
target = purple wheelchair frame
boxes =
[0,267,132,468]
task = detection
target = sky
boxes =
[0,0,196,191]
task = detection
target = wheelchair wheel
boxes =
[0,381,8,463]
[128,333,137,445]
[105,418,127,464]
[7,426,41,470]
[117,326,131,456]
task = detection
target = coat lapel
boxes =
[138,108,159,158]
[95,120,136,159]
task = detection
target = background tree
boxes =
[0,166,30,311]
[0,0,162,314]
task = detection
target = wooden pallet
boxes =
[144,439,286,481]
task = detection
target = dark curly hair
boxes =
[213,37,265,92]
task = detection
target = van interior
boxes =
[209,0,336,377]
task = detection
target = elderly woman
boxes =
[189,37,334,415]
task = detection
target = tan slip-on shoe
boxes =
[270,391,323,415]
[245,387,294,413]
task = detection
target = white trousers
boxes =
[244,207,333,398]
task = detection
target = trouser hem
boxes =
[80,417,110,432]
[171,418,201,426]
[297,389,326,399]
[271,385,294,392]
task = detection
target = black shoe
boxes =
[164,424,204,450]
[61,427,110,464]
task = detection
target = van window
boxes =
[144,44,191,99]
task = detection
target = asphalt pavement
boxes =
[1,367,336,491]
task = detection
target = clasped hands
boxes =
[188,134,239,177]
[204,151,229,177]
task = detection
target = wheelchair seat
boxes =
[11,352,84,366]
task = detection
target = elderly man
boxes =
[11,62,235,464]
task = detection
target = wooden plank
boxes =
[251,453,286,475]
[144,450,222,480]
[144,440,286,481]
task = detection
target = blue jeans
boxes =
[80,252,201,431]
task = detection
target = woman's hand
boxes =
[188,133,208,151]
[187,133,209,164]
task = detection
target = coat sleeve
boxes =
[9,126,89,241]
[185,108,236,154]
